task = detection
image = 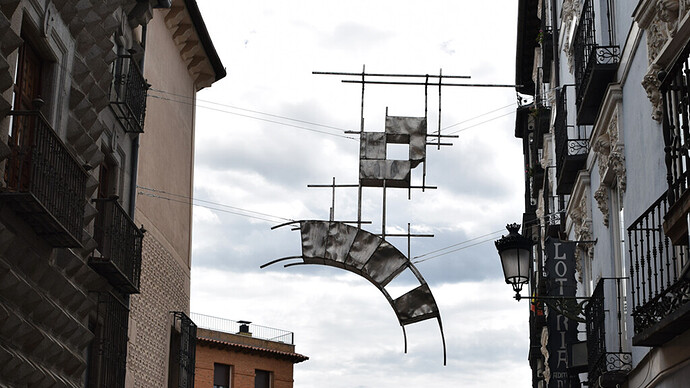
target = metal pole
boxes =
[382,179,387,239]
[358,65,365,229]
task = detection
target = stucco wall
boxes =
[136,7,197,269]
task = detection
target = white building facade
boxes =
[515,0,690,387]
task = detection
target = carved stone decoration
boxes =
[591,99,625,227]
[659,0,681,34]
[541,326,551,384]
[594,186,610,227]
[609,150,627,194]
[592,133,611,179]
[643,64,664,122]
[561,0,578,74]
[682,0,690,16]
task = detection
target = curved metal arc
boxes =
[268,220,446,364]
[260,256,302,269]
[270,220,301,230]
[437,316,447,366]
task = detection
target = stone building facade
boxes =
[0,1,224,387]
[514,0,690,387]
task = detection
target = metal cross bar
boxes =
[342,80,521,87]
[313,71,471,79]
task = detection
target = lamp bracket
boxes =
[532,296,590,323]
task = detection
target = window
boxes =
[254,370,271,388]
[214,363,231,388]
[7,38,43,189]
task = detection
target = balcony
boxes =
[573,0,620,125]
[628,191,690,346]
[171,312,197,388]
[110,54,148,133]
[555,89,589,195]
[585,278,632,388]
[0,110,87,247]
[660,42,690,246]
[89,198,143,294]
[86,292,129,388]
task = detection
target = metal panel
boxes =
[361,132,386,160]
[300,221,329,259]
[359,160,411,186]
[385,116,426,136]
[393,284,438,325]
[324,221,358,264]
[345,228,381,270]
[363,240,408,286]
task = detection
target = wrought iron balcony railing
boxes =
[171,312,197,388]
[555,89,589,194]
[628,189,690,346]
[660,41,690,245]
[110,54,148,133]
[86,292,129,388]
[1,110,87,247]
[585,278,632,388]
[89,198,143,294]
[573,0,620,125]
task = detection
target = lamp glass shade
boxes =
[495,223,533,295]
[499,247,531,288]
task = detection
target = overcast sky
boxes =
[183,1,531,387]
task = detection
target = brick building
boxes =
[191,314,308,388]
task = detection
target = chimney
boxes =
[237,320,252,336]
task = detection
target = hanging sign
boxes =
[544,237,580,388]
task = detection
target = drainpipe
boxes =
[551,0,560,88]
[129,22,147,217]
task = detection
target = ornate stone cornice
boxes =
[561,0,580,74]
[634,0,690,120]
[567,171,592,282]
[589,85,624,227]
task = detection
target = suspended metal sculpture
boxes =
[264,68,467,365]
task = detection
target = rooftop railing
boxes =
[191,312,295,345]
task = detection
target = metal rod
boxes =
[382,233,434,238]
[382,179,387,239]
[407,222,412,259]
[358,65,365,229]
[438,69,442,150]
[308,184,359,188]
[330,177,335,221]
[342,80,521,87]
[425,134,459,138]
[313,71,470,79]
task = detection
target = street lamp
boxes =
[495,223,593,322]
[494,223,533,300]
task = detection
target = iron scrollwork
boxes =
[541,296,589,323]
